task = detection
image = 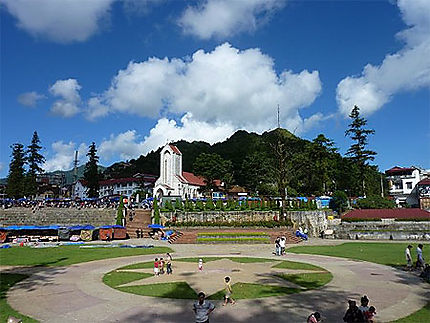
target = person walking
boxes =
[193,292,215,323]
[405,245,413,270]
[416,244,425,270]
[166,252,173,275]
[223,276,235,306]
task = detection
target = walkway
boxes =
[4,243,429,322]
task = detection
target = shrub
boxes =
[330,191,348,213]
[355,195,396,209]
[205,198,215,211]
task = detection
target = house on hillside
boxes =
[72,174,157,200]
[385,166,429,207]
[153,144,209,199]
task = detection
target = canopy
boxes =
[68,225,95,231]
[99,225,125,229]
[148,224,165,229]
[1,225,60,230]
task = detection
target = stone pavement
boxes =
[4,243,429,323]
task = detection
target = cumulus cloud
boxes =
[1,0,114,43]
[98,113,234,161]
[49,79,82,117]
[336,0,430,116]
[43,141,87,172]
[91,43,322,134]
[17,91,46,107]
[178,0,286,39]
[86,97,110,120]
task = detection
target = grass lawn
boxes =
[288,242,430,267]
[175,257,275,263]
[272,260,322,271]
[207,282,301,300]
[277,272,333,289]
[391,303,430,323]
[0,246,173,267]
[118,282,197,299]
[0,273,38,323]
[103,271,152,287]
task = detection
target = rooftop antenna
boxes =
[277,104,280,129]
[73,150,79,183]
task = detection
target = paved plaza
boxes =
[3,241,429,322]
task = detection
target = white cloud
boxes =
[178,0,286,39]
[86,97,110,120]
[1,0,114,43]
[98,113,234,162]
[91,43,322,134]
[49,79,82,117]
[336,0,430,116]
[17,91,46,107]
[43,141,87,172]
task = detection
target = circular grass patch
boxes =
[103,257,332,300]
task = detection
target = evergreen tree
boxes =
[7,143,26,198]
[193,153,233,192]
[116,196,124,225]
[311,134,337,194]
[83,142,101,198]
[345,106,377,196]
[153,198,160,224]
[26,131,45,197]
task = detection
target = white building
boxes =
[153,144,205,199]
[72,174,157,199]
[385,166,429,207]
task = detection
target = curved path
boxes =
[5,244,429,323]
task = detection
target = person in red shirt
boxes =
[154,258,159,276]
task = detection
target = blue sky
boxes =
[1,0,429,177]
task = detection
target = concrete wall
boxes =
[328,221,430,241]
[0,207,116,227]
[161,210,330,237]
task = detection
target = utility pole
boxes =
[277,104,280,129]
[73,151,79,183]
[380,174,384,198]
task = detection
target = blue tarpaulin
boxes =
[99,225,126,229]
[68,225,95,231]
[148,224,165,229]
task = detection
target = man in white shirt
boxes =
[280,236,286,255]
[193,292,215,323]
[416,244,425,270]
[405,245,413,270]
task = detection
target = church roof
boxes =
[169,145,182,155]
[181,171,206,186]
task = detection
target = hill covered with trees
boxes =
[104,127,385,198]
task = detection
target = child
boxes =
[159,258,165,274]
[198,258,203,271]
[364,306,376,323]
[223,276,235,306]
[154,258,159,276]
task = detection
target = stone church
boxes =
[153,144,205,199]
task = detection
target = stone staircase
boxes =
[126,209,152,238]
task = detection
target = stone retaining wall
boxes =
[328,221,430,240]
[0,207,116,227]
[161,210,330,237]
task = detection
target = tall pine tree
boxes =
[26,131,45,197]
[345,105,377,196]
[83,142,100,198]
[7,143,26,198]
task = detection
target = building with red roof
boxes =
[154,144,220,199]
[342,208,430,220]
[385,166,429,207]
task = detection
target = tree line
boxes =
[6,106,386,203]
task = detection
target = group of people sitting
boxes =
[307,295,376,323]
